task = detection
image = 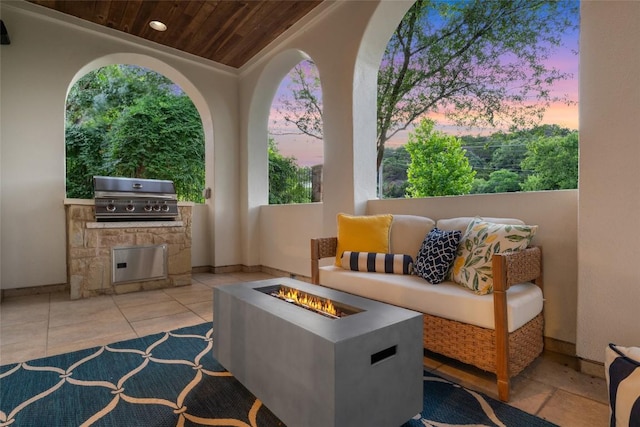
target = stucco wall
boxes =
[577,2,640,362]
[0,1,237,288]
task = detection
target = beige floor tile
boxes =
[49,320,135,340]
[47,316,134,349]
[163,283,213,305]
[0,293,50,326]
[46,331,139,358]
[112,289,174,308]
[508,377,556,415]
[192,273,240,286]
[433,359,499,399]
[521,351,609,404]
[129,311,206,337]
[186,300,213,321]
[1,340,48,365]
[537,389,610,427]
[49,296,124,328]
[119,300,189,323]
[229,272,277,282]
[0,319,48,346]
[422,353,444,371]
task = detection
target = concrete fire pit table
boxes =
[213,277,423,427]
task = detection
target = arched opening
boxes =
[268,59,324,204]
[66,54,213,204]
[375,1,579,198]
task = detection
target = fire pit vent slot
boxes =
[371,345,397,365]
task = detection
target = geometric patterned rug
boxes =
[0,323,557,426]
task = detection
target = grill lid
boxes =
[93,176,176,196]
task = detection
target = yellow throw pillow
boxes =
[335,213,393,266]
[450,217,537,295]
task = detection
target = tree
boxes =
[109,92,205,201]
[377,0,577,168]
[280,1,577,170]
[65,65,205,202]
[405,119,475,197]
[521,131,579,190]
[268,138,311,204]
[381,145,410,198]
[471,169,521,194]
[273,60,323,140]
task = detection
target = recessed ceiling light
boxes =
[149,20,167,32]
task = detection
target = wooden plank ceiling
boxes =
[28,0,324,68]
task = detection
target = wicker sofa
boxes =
[310,214,544,402]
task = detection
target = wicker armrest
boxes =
[492,246,543,292]
[310,237,337,284]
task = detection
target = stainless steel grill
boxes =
[93,176,178,221]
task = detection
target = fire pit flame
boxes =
[277,287,338,318]
[257,284,364,319]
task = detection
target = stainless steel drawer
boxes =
[112,245,167,284]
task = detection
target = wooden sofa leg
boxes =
[497,377,510,402]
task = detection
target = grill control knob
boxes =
[161,204,170,212]
[153,204,161,212]
[106,204,116,212]
[144,204,152,212]
[125,204,135,212]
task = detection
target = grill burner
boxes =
[93,176,178,221]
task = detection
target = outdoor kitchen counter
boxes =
[63,198,191,228]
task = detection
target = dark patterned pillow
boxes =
[340,251,413,275]
[606,343,640,427]
[414,227,462,284]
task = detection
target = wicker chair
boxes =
[311,237,544,402]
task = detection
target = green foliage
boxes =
[65,65,205,203]
[471,169,521,194]
[521,131,579,190]
[268,138,311,204]
[384,124,578,197]
[381,146,410,198]
[405,119,475,197]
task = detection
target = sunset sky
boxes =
[269,8,579,167]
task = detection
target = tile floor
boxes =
[1,272,610,426]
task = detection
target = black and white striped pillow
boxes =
[340,251,413,275]
[606,343,640,427]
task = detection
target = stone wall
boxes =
[66,203,192,299]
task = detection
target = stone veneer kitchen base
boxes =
[65,202,192,299]
[214,278,423,427]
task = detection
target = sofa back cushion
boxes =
[335,213,393,266]
[389,215,436,257]
[436,216,524,232]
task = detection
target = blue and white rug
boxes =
[0,323,556,426]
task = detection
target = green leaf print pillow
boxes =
[450,217,537,295]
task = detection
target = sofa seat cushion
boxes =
[319,266,543,333]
